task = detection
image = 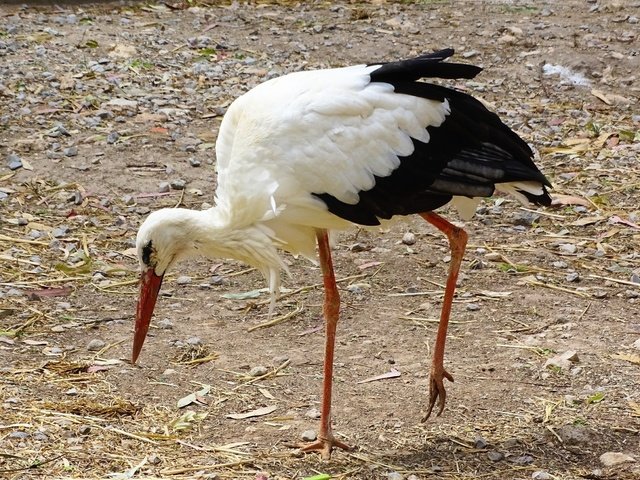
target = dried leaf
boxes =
[357,368,401,384]
[611,353,640,365]
[609,216,640,230]
[258,388,275,400]
[226,405,277,420]
[571,216,603,226]
[477,290,512,298]
[591,89,612,105]
[551,194,592,208]
[357,261,383,270]
[177,385,211,408]
[26,286,73,299]
[23,339,49,346]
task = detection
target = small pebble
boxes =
[158,182,171,193]
[106,131,120,144]
[544,350,579,371]
[510,454,534,465]
[401,232,416,245]
[532,471,552,480]
[7,153,23,170]
[466,302,481,311]
[387,473,404,480]
[52,226,69,238]
[162,368,177,375]
[186,336,202,345]
[273,355,289,364]
[9,431,30,439]
[33,431,48,441]
[176,275,192,285]
[565,272,580,282]
[122,195,135,206]
[66,388,78,396]
[599,452,636,467]
[86,339,106,351]
[147,453,162,465]
[300,429,317,441]
[63,146,78,157]
[305,408,321,419]
[78,425,91,435]
[559,243,577,254]
[249,365,268,377]
[189,157,201,167]
[170,179,186,190]
[157,319,174,329]
[474,435,488,449]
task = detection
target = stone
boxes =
[300,429,317,441]
[249,365,268,377]
[305,408,321,419]
[544,350,579,371]
[7,153,22,170]
[106,98,138,110]
[487,451,504,461]
[147,453,162,465]
[559,243,577,254]
[86,339,106,351]
[401,232,416,245]
[158,182,171,193]
[176,275,192,285]
[387,473,404,480]
[63,146,78,157]
[157,319,174,329]
[632,338,640,350]
[186,336,202,345]
[474,435,488,449]
[556,425,595,446]
[170,179,186,190]
[599,452,636,467]
[532,471,552,480]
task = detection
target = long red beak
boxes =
[132,268,164,363]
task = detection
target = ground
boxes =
[1,1,639,479]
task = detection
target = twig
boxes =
[247,304,304,332]
[588,274,640,289]
[234,359,291,389]
[106,426,159,445]
[160,459,255,475]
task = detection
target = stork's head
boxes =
[132,208,198,363]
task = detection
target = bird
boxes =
[131,48,552,459]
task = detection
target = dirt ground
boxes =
[1,1,639,479]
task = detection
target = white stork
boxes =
[132,49,552,459]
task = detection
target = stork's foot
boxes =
[300,434,352,460]
[421,366,454,422]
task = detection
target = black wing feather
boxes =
[313,49,552,226]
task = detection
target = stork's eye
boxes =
[141,240,155,266]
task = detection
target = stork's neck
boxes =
[169,207,285,275]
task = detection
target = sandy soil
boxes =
[1,1,639,479]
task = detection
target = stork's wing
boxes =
[215,50,551,226]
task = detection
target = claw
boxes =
[300,434,352,460]
[421,367,454,422]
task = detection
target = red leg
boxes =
[419,212,468,421]
[301,229,351,459]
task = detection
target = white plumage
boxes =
[132,50,552,459]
